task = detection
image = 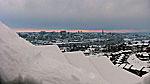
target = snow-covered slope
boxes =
[35,45,68,63]
[141,73,150,84]
[127,54,150,69]
[0,22,106,84]
[64,51,107,84]
[0,21,35,81]
[90,57,142,84]
[64,51,142,84]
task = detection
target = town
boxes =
[18,31,150,77]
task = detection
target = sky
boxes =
[0,0,149,32]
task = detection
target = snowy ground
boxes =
[127,54,150,71]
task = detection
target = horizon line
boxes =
[13,29,149,33]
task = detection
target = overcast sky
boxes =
[0,0,149,31]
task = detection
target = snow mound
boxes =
[36,45,68,63]
[64,51,107,84]
[90,57,142,84]
[0,22,35,81]
[64,51,142,84]
[141,73,150,84]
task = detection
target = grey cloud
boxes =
[0,0,149,30]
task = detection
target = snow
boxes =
[90,57,142,84]
[125,64,132,69]
[140,73,150,84]
[0,22,35,81]
[128,54,150,68]
[118,64,126,68]
[64,52,142,84]
[64,51,108,84]
[36,45,68,63]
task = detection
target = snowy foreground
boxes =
[0,21,149,84]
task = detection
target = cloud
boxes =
[0,0,149,30]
